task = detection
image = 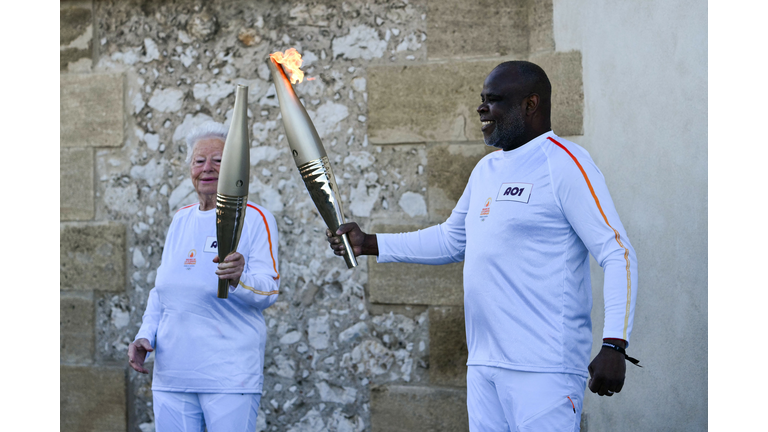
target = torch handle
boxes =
[218,279,231,299]
[216,194,248,300]
[340,232,358,269]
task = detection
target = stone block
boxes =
[60,223,125,292]
[370,385,468,432]
[427,0,529,60]
[60,365,127,432]
[427,142,493,222]
[357,144,429,222]
[61,148,94,221]
[61,73,124,148]
[61,291,95,364]
[528,0,555,54]
[367,304,428,320]
[368,224,463,306]
[529,51,584,136]
[61,2,93,71]
[429,306,468,387]
[367,60,502,144]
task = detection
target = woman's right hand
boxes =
[127,338,153,374]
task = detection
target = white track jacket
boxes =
[377,131,638,377]
[135,202,279,393]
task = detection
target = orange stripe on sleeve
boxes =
[548,137,632,340]
[247,204,280,281]
[238,281,279,296]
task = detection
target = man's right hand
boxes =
[127,338,153,374]
[326,222,378,257]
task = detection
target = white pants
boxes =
[467,366,586,432]
[153,391,261,432]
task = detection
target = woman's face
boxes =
[190,137,225,198]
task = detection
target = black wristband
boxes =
[602,342,642,367]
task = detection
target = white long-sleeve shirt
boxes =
[377,131,638,377]
[135,201,279,393]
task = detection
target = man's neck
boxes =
[500,128,552,152]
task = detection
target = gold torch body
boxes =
[268,57,357,268]
[215,84,251,298]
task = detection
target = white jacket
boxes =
[378,131,638,377]
[135,202,279,393]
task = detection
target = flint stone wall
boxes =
[59,1,583,431]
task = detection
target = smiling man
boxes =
[327,61,639,431]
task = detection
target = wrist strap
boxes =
[602,342,642,367]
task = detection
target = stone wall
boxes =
[60,1,584,431]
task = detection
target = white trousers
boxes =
[153,391,261,432]
[467,366,586,432]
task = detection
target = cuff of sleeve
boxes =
[134,335,155,349]
[375,234,392,263]
[229,282,239,293]
[602,335,629,349]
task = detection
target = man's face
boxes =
[190,137,224,197]
[477,68,527,151]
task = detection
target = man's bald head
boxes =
[491,61,552,117]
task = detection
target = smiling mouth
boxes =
[481,120,495,131]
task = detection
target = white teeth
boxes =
[482,121,493,126]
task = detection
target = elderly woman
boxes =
[127,122,279,431]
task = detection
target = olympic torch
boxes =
[216,84,251,298]
[268,50,358,268]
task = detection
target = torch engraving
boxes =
[268,50,358,268]
[216,84,251,298]
[298,157,357,268]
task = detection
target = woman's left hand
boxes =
[213,252,245,287]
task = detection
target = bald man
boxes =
[328,61,639,431]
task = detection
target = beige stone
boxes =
[61,148,94,221]
[367,304,428,320]
[367,60,501,144]
[370,385,468,432]
[427,0,529,60]
[60,223,125,292]
[60,365,127,432]
[61,73,124,148]
[429,306,468,386]
[529,51,584,136]
[367,224,463,306]
[60,2,92,71]
[528,0,555,55]
[60,291,95,365]
[427,142,493,222]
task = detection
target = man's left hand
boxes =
[588,344,626,397]
[213,252,245,287]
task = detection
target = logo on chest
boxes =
[496,182,532,204]
[184,249,197,269]
[204,236,218,253]
[479,197,492,221]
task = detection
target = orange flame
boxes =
[270,48,305,84]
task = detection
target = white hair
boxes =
[185,121,228,163]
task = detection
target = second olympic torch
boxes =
[216,84,251,298]
[268,51,358,268]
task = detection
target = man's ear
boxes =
[525,93,540,116]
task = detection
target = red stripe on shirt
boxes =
[548,136,632,340]
[247,204,280,281]
[177,203,197,212]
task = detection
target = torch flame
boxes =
[270,48,305,84]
